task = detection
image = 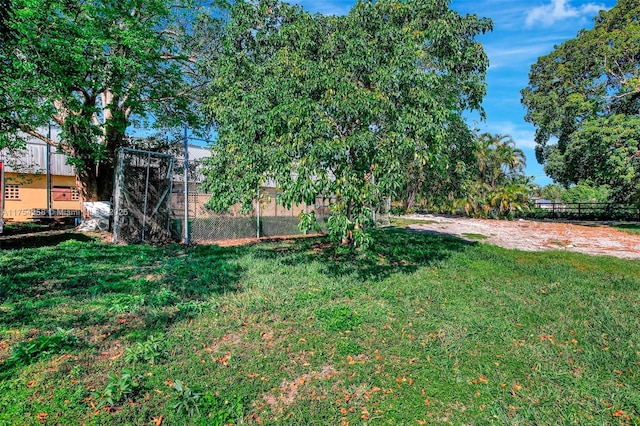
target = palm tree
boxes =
[477,133,526,189]
[460,133,531,217]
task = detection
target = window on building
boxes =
[53,186,78,201]
[5,184,19,200]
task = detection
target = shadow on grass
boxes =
[250,227,476,281]
[0,237,244,368]
[0,231,95,250]
[0,227,473,378]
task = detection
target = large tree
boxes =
[1,0,227,201]
[203,0,491,243]
[521,0,640,203]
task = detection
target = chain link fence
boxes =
[112,148,389,244]
[112,148,175,244]
[170,181,330,242]
[170,159,390,243]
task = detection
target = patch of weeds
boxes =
[170,380,202,417]
[148,288,178,307]
[175,300,207,318]
[315,305,362,332]
[9,328,78,366]
[461,233,488,241]
[94,369,144,408]
[69,364,84,380]
[200,393,244,424]
[123,334,166,365]
[107,294,145,314]
[335,339,363,356]
[294,291,322,303]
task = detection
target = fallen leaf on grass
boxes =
[361,406,370,420]
[612,409,629,419]
[151,415,163,426]
[472,375,488,385]
[511,383,523,396]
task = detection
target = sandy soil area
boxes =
[403,214,640,260]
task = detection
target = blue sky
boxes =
[295,0,617,186]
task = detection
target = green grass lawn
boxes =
[1,229,639,425]
[614,223,640,236]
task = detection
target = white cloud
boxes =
[525,0,604,28]
[477,120,538,150]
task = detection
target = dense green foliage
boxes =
[454,133,532,217]
[0,0,13,42]
[203,0,491,243]
[1,0,226,200]
[541,182,611,203]
[522,0,640,203]
[413,132,533,218]
[1,231,639,423]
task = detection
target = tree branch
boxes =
[19,126,62,149]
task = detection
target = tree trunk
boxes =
[76,164,99,203]
[96,159,115,201]
[403,189,417,212]
[99,115,127,201]
[73,130,121,202]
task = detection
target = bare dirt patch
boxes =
[403,214,640,260]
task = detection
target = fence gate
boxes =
[112,148,175,244]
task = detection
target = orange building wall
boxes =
[3,173,82,222]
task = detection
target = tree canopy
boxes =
[203,0,491,243]
[521,0,640,203]
[1,0,227,201]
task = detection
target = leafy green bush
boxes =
[170,380,202,417]
[9,328,78,366]
[124,334,166,365]
[95,369,143,407]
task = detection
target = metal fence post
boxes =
[183,125,190,246]
[141,152,151,242]
[112,148,124,243]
